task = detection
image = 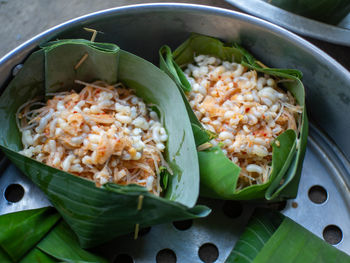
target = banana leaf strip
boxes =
[37,221,108,263]
[0,248,13,263]
[0,207,59,262]
[268,0,350,25]
[0,39,210,248]
[225,208,350,263]
[159,34,308,200]
[17,248,56,263]
[0,207,108,263]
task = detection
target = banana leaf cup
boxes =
[0,207,108,263]
[0,39,211,248]
[225,208,350,263]
[159,34,308,201]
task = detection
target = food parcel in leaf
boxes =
[0,39,210,248]
[160,34,308,201]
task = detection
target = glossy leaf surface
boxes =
[0,207,59,262]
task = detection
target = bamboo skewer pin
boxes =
[134,195,144,240]
[137,195,144,211]
[74,28,99,70]
[84,27,98,42]
[256,61,268,68]
[197,142,212,151]
[74,53,88,70]
[134,224,140,240]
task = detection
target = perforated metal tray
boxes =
[1,4,350,263]
[225,0,350,47]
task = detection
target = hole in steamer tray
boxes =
[198,243,219,263]
[4,184,25,203]
[156,248,177,263]
[323,225,343,245]
[308,185,328,204]
[173,219,193,230]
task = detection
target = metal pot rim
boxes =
[0,3,349,80]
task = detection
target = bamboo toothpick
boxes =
[197,142,212,151]
[134,223,140,240]
[74,53,89,70]
[74,27,99,70]
[256,61,268,68]
[84,27,98,42]
[133,195,144,240]
[137,195,144,211]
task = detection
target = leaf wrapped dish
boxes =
[225,208,350,263]
[160,34,308,201]
[0,39,210,248]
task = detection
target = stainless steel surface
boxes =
[0,165,51,215]
[1,3,350,261]
[225,0,350,46]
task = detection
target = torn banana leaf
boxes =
[225,208,350,263]
[0,39,210,248]
[269,0,350,25]
[0,207,108,262]
[159,34,308,200]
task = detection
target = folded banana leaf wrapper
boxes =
[0,207,107,263]
[225,208,350,263]
[0,39,211,248]
[269,0,350,25]
[159,34,308,201]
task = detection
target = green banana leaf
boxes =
[19,248,56,263]
[159,34,308,201]
[37,221,108,263]
[0,39,210,248]
[0,206,60,262]
[269,0,350,25]
[225,208,350,262]
[0,207,108,263]
[0,207,58,263]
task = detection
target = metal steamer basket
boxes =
[1,4,350,263]
[225,0,350,47]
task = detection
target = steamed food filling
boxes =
[17,81,169,196]
[185,55,302,189]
